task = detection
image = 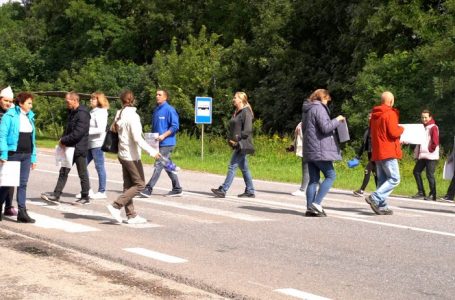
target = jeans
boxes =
[306,161,336,208]
[299,160,310,191]
[221,150,255,193]
[413,159,437,196]
[54,153,90,197]
[0,153,31,208]
[371,158,400,208]
[87,147,107,193]
[145,146,181,192]
[113,158,145,218]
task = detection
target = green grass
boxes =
[36,133,451,197]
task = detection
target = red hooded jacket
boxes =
[370,104,404,161]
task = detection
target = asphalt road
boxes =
[2,149,455,299]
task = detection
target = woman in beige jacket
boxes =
[106,90,160,224]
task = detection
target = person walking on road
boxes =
[106,90,160,224]
[353,113,377,197]
[441,147,455,202]
[302,89,345,217]
[366,91,404,215]
[211,92,256,198]
[40,92,92,204]
[140,89,182,197]
[0,86,17,217]
[0,92,37,223]
[411,109,439,201]
[75,92,109,200]
[290,122,309,197]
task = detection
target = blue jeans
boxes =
[221,150,254,193]
[145,146,181,192]
[306,161,336,208]
[0,153,31,209]
[87,147,107,193]
[371,158,400,208]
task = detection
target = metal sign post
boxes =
[195,97,213,160]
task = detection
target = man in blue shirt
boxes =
[140,89,182,197]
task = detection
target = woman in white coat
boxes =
[106,90,160,224]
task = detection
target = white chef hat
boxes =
[0,86,14,99]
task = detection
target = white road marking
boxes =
[134,197,272,222]
[26,212,99,233]
[28,201,161,228]
[336,216,455,238]
[123,247,187,263]
[275,288,331,300]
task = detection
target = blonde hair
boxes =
[309,89,331,102]
[66,91,79,102]
[235,91,254,118]
[91,92,109,109]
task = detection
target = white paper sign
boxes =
[337,121,350,143]
[144,132,159,152]
[55,145,75,168]
[0,161,20,186]
[399,124,425,145]
[443,160,454,180]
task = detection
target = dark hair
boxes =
[15,92,34,105]
[157,89,169,100]
[421,109,432,116]
[120,90,135,106]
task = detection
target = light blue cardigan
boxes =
[0,106,37,163]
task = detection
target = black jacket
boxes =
[228,107,254,154]
[356,127,372,158]
[60,105,91,156]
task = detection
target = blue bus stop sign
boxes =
[195,97,212,124]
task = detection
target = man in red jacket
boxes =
[412,109,439,201]
[365,91,404,215]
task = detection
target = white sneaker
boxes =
[91,192,107,199]
[311,203,324,214]
[127,215,147,224]
[107,204,122,223]
[291,190,306,197]
[76,189,94,199]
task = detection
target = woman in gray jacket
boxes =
[302,89,345,216]
[211,92,255,198]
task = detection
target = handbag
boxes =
[101,130,119,153]
[101,109,124,154]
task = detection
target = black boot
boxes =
[0,201,3,221]
[17,207,35,223]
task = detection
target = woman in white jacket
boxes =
[80,92,109,199]
[107,90,160,224]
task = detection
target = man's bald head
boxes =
[381,91,395,107]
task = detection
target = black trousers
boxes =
[54,153,90,198]
[413,159,437,196]
[446,167,455,199]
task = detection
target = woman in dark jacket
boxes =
[211,92,255,198]
[302,89,345,216]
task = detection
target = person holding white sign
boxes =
[140,89,182,198]
[411,109,439,201]
[366,91,404,215]
[41,92,92,204]
[0,86,17,217]
[0,92,37,223]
